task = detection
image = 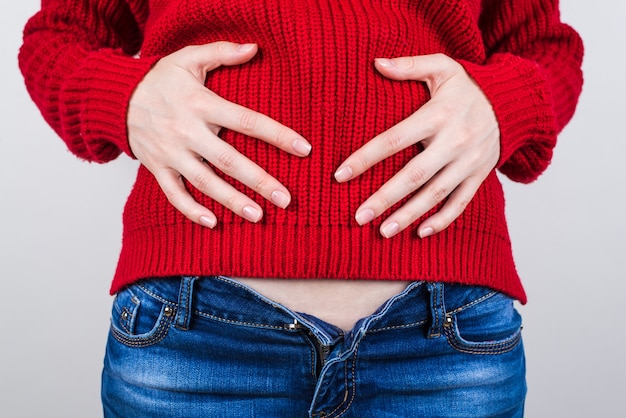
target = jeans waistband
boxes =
[132,276,498,344]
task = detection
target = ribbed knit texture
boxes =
[19,0,584,303]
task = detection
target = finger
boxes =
[416,177,483,238]
[334,103,439,182]
[176,42,261,77]
[176,158,267,223]
[155,168,218,228]
[205,94,312,157]
[353,149,445,225]
[375,163,470,238]
[188,134,292,209]
[374,54,457,89]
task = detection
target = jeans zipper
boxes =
[284,319,331,377]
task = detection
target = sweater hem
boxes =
[112,223,527,304]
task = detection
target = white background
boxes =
[1,1,624,416]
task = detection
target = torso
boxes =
[234,278,411,331]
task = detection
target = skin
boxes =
[338,55,500,239]
[128,42,312,228]
[127,42,500,331]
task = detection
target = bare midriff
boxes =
[234,278,412,332]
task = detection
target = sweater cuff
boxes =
[459,54,557,183]
[62,50,160,162]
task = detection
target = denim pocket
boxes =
[109,283,176,348]
[443,291,522,355]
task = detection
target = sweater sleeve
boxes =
[458,0,584,183]
[18,0,160,163]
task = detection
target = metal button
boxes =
[164,306,174,317]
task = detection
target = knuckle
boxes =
[252,175,271,194]
[404,57,418,72]
[406,166,428,187]
[192,171,213,192]
[169,121,196,142]
[457,198,470,212]
[188,90,211,110]
[224,194,239,211]
[199,96,222,122]
[438,101,457,118]
[377,191,395,211]
[272,125,290,148]
[382,129,406,150]
[214,41,229,54]
[446,138,465,155]
[455,197,472,217]
[162,186,179,206]
[429,186,448,205]
[161,183,185,210]
[421,121,438,138]
[428,109,448,128]
[354,152,371,172]
[236,109,258,132]
[216,151,236,174]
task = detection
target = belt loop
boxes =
[426,282,446,338]
[175,276,198,330]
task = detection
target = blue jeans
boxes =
[102,277,526,417]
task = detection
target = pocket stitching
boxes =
[110,304,175,348]
[136,283,176,305]
[194,310,288,330]
[448,290,498,315]
[443,315,522,355]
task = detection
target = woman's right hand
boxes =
[127,42,311,228]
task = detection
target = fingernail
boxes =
[237,43,256,53]
[242,206,262,222]
[199,215,216,228]
[271,190,290,208]
[355,208,375,226]
[381,222,400,238]
[376,58,395,68]
[292,138,312,156]
[419,227,435,238]
[334,166,353,182]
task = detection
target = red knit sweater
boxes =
[19,0,583,303]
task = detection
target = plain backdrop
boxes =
[2,1,624,417]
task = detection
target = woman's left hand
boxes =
[334,54,500,239]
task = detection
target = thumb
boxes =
[176,42,259,76]
[374,53,457,91]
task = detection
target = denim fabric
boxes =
[102,277,526,417]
